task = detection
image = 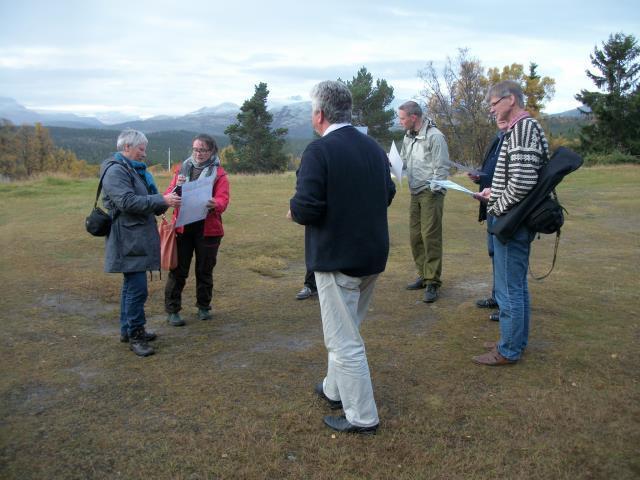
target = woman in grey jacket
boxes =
[100,129,181,357]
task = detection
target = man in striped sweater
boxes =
[472,80,550,366]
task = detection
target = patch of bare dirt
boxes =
[0,382,58,417]
[39,293,116,320]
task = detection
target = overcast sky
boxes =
[1,0,638,119]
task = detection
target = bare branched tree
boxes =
[419,49,494,167]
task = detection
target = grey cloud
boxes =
[239,60,437,82]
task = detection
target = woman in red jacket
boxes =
[164,134,230,326]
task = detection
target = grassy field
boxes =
[0,166,638,479]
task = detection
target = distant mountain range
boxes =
[0,96,593,139]
[0,97,315,138]
[0,96,591,165]
[0,97,104,129]
[547,106,591,118]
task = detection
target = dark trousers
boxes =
[304,269,317,290]
[487,215,496,300]
[164,221,221,313]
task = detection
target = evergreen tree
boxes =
[576,32,640,155]
[343,67,395,146]
[524,63,556,117]
[224,82,288,173]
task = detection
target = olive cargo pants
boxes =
[409,189,444,287]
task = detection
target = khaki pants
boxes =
[315,271,379,428]
[409,190,444,286]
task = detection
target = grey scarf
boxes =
[180,155,220,182]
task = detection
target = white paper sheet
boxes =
[175,174,215,227]
[388,140,403,184]
[429,179,475,196]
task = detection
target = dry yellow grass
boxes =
[0,167,638,479]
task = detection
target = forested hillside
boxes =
[47,119,587,169]
[544,115,590,139]
[48,128,229,166]
[0,122,91,179]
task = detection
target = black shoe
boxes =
[129,328,155,357]
[314,383,343,410]
[476,297,498,309]
[323,415,378,435]
[406,277,426,290]
[296,286,317,300]
[489,312,500,322]
[120,329,157,343]
[423,284,439,303]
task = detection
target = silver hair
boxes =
[486,80,525,108]
[116,129,148,151]
[398,100,423,118]
[310,80,352,124]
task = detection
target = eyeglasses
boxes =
[490,95,510,108]
[192,148,211,154]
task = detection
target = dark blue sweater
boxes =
[478,132,505,222]
[290,126,396,277]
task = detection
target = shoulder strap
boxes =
[529,190,568,280]
[529,230,561,280]
[95,161,121,220]
[94,163,115,208]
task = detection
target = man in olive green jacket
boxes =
[398,101,450,303]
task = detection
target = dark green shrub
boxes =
[584,151,639,165]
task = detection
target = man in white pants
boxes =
[288,80,396,434]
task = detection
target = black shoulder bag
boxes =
[523,142,565,236]
[85,163,120,237]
